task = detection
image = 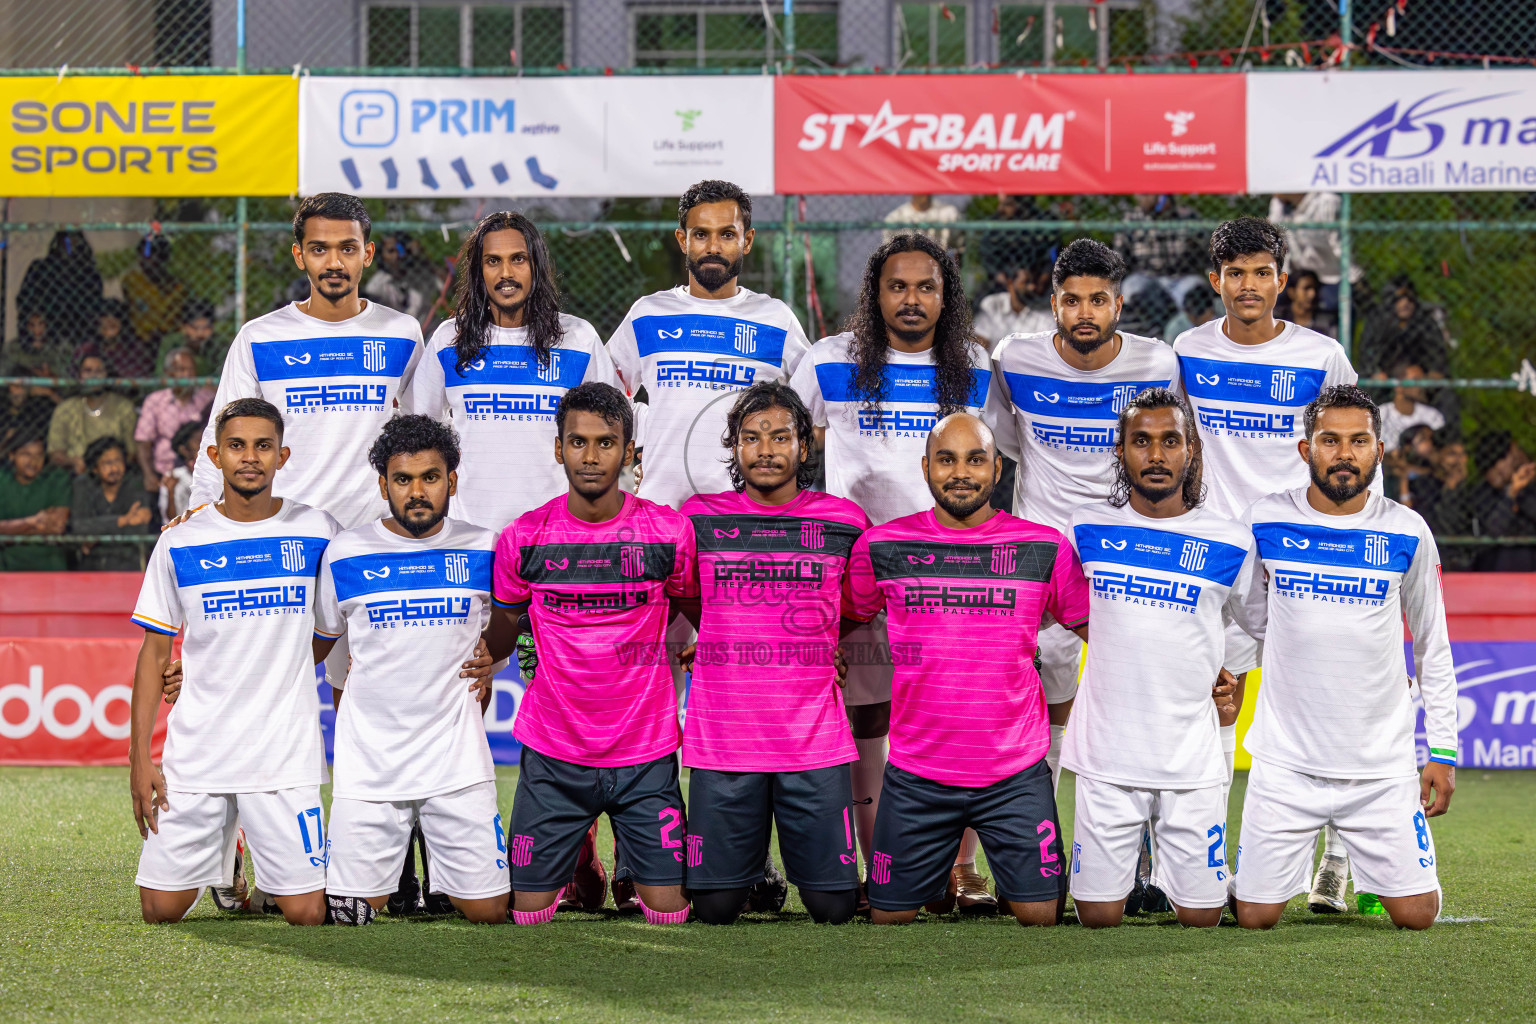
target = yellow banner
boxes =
[0,76,297,196]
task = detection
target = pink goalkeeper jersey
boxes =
[492,492,696,767]
[847,509,1089,787]
[679,488,870,772]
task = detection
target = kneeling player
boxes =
[678,382,868,924]
[488,383,695,925]
[129,399,338,925]
[1064,389,1263,928]
[316,416,509,925]
[1234,386,1456,930]
[846,413,1089,926]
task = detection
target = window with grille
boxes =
[363,2,570,69]
[631,4,839,68]
[994,1,1147,68]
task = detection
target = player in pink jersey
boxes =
[846,413,1090,926]
[676,382,869,925]
[485,382,696,926]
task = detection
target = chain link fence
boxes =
[2,1,1534,571]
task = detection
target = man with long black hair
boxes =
[790,233,1004,913]
[1064,388,1260,928]
[407,211,619,532]
[675,382,868,925]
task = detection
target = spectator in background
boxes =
[1377,361,1446,451]
[134,346,212,493]
[0,430,70,571]
[1114,194,1206,282]
[121,232,186,344]
[972,265,1053,345]
[884,194,960,251]
[16,230,103,344]
[1163,285,1219,343]
[158,297,221,375]
[1267,192,1358,307]
[1413,430,1475,570]
[2,380,55,455]
[46,354,137,475]
[69,436,158,571]
[1276,268,1337,338]
[77,298,155,379]
[4,311,70,401]
[976,194,1058,288]
[1384,422,1437,506]
[1357,276,1450,378]
[364,233,444,321]
[160,419,204,522]
[1470,431,1536,572]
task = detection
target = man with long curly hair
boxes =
[790,233,1004,913]
[406,211,620,532]
[1063,387,1261,929]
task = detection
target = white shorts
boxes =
[326,781,509,901]
[1070,775,1230,910]
[1038,623,1082,705]
[841,613,893,707]
[1235,758,1440,903]
[136,787,326,897]
[1221,619,1262,676]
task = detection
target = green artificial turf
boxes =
[1,767,1532,1023]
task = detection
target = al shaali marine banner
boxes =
[1247,69,1536,192]
[300,76,775,198]
[0,75,297,196]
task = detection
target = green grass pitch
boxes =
[1,767,1533,1023]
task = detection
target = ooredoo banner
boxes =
[0,639,167,765]
[0,76,298,196]
[775,73,1246,195]
[300,76,774,197]
[1247,70,1536,193]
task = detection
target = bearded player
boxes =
[677,382,868,925]
[846,413,1089,926]
[1065,389,1262,928]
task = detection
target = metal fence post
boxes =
[1338,192,1352,358]
[782,194,797,318]
[236,0,247,73]
[784,0,795,68]
[235,197,249,331]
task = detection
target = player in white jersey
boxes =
[1065,389,1261,928]
[790,233,1002,913]
[406,211,620,531]
[130,398,338,925]
[1234,385,1456,931]
[1172,217,1366,912]
[608,180,812,508]
[990,239,1181,786]
[316,415,509,926]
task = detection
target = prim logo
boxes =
[1111,384,1140,414]
[536,351,561,383]
[199,556,227,570]
[713,528,740,540]
[800,522,825,549]
[544,558,569,571]
[1180,539,1209,574]
[620,545,645,579]
[990,544,1016,575]
[1364,533,1390,567]
[362,339,387,373]
[1270,369,1296,403]
[444,552,471,585]
[281,540,306,573]
[906,553,936,565]
[733,323,757,355]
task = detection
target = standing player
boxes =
[1173,217,1365,911]
[406,211,620,530]
[791,233,1001,911]
[845,413,1088,926]
[608,180,811,507]
[1234,385,1455,931]
[1065,389,1263,928]
[316,415,509,926]
[129,398,337,925]
[678,382,867,925]
[486,382,695,926]
[990,239,1180,786]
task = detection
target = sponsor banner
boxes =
[0,639,167,765]
[775,73,1245,194]
[0,76,297,196]
[300,76,774,197]
[1248,70,1536,192]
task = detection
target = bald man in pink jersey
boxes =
[846,413,1090,926]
